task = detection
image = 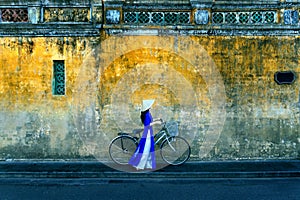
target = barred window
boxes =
[52,60,65,96]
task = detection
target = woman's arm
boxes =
[150,118,163,126]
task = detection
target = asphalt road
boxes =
[0,178,299,200]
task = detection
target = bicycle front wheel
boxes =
[160,136,191,166]
[109,135,137,165]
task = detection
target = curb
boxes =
[0,160,299,180]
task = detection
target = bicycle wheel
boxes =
[160,136,191,165]
[109,135,137,165]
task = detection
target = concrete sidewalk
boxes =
[0,160,299,181]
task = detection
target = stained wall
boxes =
[0,0,299,160]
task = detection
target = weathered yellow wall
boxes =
[0,37,97,158]
[0,37,88,110]
[0,35,299,160]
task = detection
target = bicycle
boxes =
[108,120,191,166]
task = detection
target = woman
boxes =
[128,99,162,170]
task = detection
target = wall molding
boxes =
[1,2,300,36]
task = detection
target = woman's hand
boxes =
[151,118,163,126]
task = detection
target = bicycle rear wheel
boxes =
[109,135,137,165]
[160,136,191,165]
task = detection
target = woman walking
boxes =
[129,99,162,170]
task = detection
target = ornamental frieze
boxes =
[43,7,90,23]
[1,8,28,22]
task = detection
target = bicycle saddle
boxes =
[132,129,143,135]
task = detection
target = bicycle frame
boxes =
[109,121,191,166]
[154,129,167,145]
[154,125,176,152]
[130,122,177,151]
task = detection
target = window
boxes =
[274,71,296,85]
[52,60,65,95]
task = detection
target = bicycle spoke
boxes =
[160,136,190,165]
[109,136,137,165]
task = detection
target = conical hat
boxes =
[141,99,155,111]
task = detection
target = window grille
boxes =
[124,11,190,25]
[124,12,137,23]
[138,12,150,23]
[165,13,177,24]
[264,12,275,23]
[238,12,250,24]
[52,60,65,96]
[178,12,190,24]
[212,11,276,24]
[212,12,224,24]
[251,12,263,23]
[225,13,237,24]
[152,12,164,24]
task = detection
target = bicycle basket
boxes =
[166,121,179,136]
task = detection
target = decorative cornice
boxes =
[0,24,100,36]
[106,27,300,36]
[1,2,300,36]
